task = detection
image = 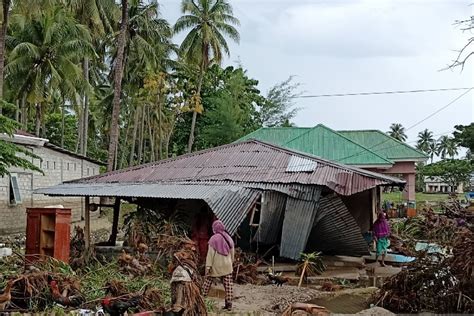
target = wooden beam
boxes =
[108,197,121,245]
[84,197,91,252]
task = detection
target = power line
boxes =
[294,87,474,98]
[318,88,473,163]
[406,88,473,131]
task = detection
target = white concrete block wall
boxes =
[0,144,101,234]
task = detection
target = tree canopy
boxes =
[0,0,301,173]
[423,159,473,188]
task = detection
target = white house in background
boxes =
[0,131,103,234]
[424,176,464,194]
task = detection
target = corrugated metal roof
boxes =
[306,194,369,256]
[236,125,394,166]
[286,155,317,172]
[60,140,404,196]
[338,130,428,160]
[280,188,322,260]
[237,127,311,144]
[35,183,259,234]
[284,125,393,166]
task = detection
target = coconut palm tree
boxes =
[427,140,438,163]
[437,136,458,159]
[106,0,127,172]
[174,0,240,153]
[5,6,94,136]
[387,123,407,142]
[66,0,119,155]
[0,0,12,114]
[416,129,434,153]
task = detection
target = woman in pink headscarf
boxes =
[373,212,391,267]
[201,220,235,311]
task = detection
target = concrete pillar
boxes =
[402,173,416,202]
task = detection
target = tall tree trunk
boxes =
[106,0,128,172]
[118,111,132,169]
[76,94,83,153]
[61,102,65,148]
[165,117,175,159]
[15,100,19,121]
[35,103,41,137]
[147,106,155,162]
[82,58,90,155]
[154,86,163,160]
[186,57,206,153]
[0,0,11,114]
[137,105,145,164]
[20,93,27,129]
[129,106,139,166]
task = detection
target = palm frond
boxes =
[174,15,200,34]
[214,21,240,43]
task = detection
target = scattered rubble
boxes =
[233,248,262,285]
[372,225,473,314]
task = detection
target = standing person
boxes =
[373,212,391,267]
[202,220,235,311]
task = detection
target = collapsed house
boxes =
[36,140,404,259]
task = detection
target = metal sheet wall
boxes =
[208,188,260,235]
[279,187,322,259]
[256,191,287,244]
[306,194,369,256]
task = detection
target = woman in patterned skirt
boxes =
[202,220,235,311]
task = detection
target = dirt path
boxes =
[208,285,381,315]
[208,283,322,315]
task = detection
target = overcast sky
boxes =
[160,0,473,148]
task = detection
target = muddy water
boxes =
[310,293,369,314]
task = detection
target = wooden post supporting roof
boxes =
[84,196,91,252]
[108,197,121,245]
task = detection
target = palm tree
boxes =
[5,6,94,136]
[66,0,119,155]
[427,140,438,163]
[416,129,434,153]
[437,136,458,159]
[387,123,407,142]
[174,0,240,153]
[0,0,12,114]
[106,0,128,172]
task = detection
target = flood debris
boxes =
[282,302,329,315]
[118,250,152,276]
[70,226,87,269]
[169,249,207,315]
[233,248,261,285]
[372,226,474,314]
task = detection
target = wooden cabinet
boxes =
[25,208,71,263]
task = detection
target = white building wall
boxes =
[0,144,101,234]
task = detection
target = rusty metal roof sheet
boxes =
[280,188,322,259]
[35,183,259,234]
[307,194,369,256]
[63,140,404,196]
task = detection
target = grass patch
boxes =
[79,258,170,304]
[382,192,463,204]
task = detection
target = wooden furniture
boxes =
[25,208,71,263]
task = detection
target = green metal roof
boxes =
[236,125,393,166]
[338,130,428,160]
[237,127,311,145]
[283,125,392,166]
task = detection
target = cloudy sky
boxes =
[160,0,473,148]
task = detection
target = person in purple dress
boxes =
[373,212,391,266]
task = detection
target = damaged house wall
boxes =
[36,140,404,259]
[280,187,322,260]
[306,194,369,256]
[340,189,373,233]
